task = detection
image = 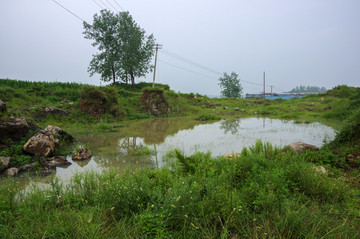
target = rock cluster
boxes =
[2,125,75,177]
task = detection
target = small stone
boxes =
[314,166,327,173]
[72,148,92,161]
[0,100,6,112]
[19,163,36,172]
[235,107,239,111]
[0,156,10,172]
[223,106,228,110]
[4,167,18,177]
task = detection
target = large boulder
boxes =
[288,142,319,154]
[23,130,56,157]
[72,148,91,161]
[0,100,6,112]
[0,117,39,141]
[0,156,10,173]
[4,167,18,177]
[44,125,74,142]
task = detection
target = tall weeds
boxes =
[1,142,358,238]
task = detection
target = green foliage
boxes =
[83,10,155,85]
[330,109,360,147]
[0,138,32,168]
[129,145,154,156]
[218,72,243,98]
[195,113,220,121]
[326,85,358,98]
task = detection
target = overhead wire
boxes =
[162,49,222,76]
[158,59,217,80]
[98,0,111,11]
[112,0,124,11]
[105,0,118,12]
[51,0,281,93]
[92,0,103,9]
[51,0,86,22]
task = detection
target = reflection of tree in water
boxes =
[220,119,241,135]
[119,137,142,155]
[93,136,155,168]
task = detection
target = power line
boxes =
[105,0,118,12]
[162,49,222,76]
[112,0,124,11]
[92,0,103,9]
[162,48,272,88]
[158,59,218,80]
[52,0,86,22]
[98,0,111,11]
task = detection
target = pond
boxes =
[49,117,336,182]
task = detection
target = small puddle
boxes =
[13,117,337,185]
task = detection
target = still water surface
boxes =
[51,117,335,181]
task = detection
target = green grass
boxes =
[195,113,221,121]
[1,142,359,238]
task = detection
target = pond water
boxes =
[47,117,336,182]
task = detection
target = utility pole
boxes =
[263,72,266,99]
[152,44,162,88]
[270,85,274,99]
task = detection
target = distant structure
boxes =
[245,93,318,99]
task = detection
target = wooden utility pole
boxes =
[263,72,266,99]
[152,44,162,88]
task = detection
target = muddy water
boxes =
[45,117,335,181]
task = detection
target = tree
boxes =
[218,72,243,98]
[83,10,155,86]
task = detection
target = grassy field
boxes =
[0,79,359,238]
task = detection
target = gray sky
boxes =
[1,0,359,95]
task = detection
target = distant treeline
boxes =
[288,85,327,93]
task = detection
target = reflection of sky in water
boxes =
[154,118,335,166]
[37,118,336,182]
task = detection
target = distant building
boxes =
[245,93,317,99]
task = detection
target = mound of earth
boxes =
[139,89,170,116]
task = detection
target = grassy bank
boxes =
[1,79,358,127]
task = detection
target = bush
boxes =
[326,85,358,98]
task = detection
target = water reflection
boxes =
[14,117,336,184]
[220,119,241,135]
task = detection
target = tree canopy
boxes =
[218,72,243,98]
[83,10,155,86]
[288,85,327,93]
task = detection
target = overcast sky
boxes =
[1,0,359,95]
